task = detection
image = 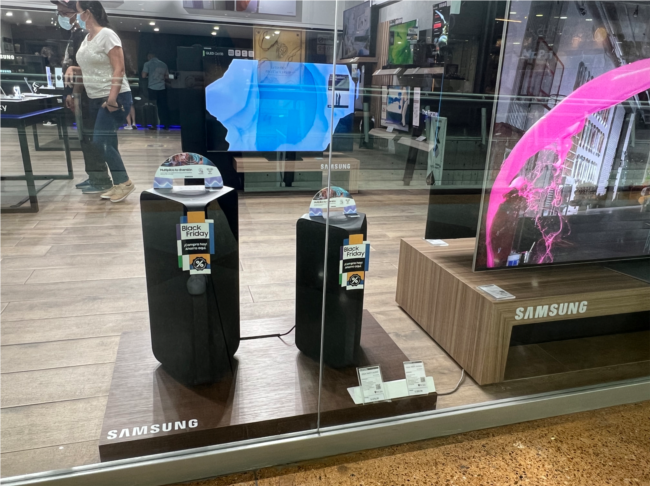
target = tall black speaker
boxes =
[141,187,240,385]
[295,214,367,368]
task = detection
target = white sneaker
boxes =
[124,124,133,130]
[100,186,116,199]
[110,180,136,203]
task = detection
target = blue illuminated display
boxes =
[205,60,355,152]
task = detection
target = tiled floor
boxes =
[172,401,650,486]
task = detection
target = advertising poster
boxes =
[254,28,304,63]
[340,234,370,290]
[177,211,215,275]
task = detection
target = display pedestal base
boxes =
[396,238,650,386]
[98,311,437,462]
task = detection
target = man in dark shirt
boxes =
[52,0,112,193]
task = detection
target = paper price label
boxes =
[477,284,516,300]
[425,239,449,246]
[357,366,386,403]
[403,361,428,396]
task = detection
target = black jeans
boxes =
[148,88,170,128]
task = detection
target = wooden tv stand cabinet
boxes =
[395,238,650,385]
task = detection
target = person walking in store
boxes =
[69,1,135,202]
[56,0,114,194]
[142,52,170,130]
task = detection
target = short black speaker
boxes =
[295,213,367,368]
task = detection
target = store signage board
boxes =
[477,284,515,300]
[309,186,357,217]
[154,153,223,189]
[404,361,428,396]
[357,366,387,404]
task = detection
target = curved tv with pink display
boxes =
[474,2,650,271]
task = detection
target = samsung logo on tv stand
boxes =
[106,419,198,439]
[515,301,588,321]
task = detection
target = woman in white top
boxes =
[71,1,135,202]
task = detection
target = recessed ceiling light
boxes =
[265,36,270,39]
[6,12,13,16]
[213,26,219,30]
[586,18,592,21]
[536,14,543,17]
[26,19,32,23]
[510,11,516,14]
[149,21,155,25]
[513,42,521,45]
[560,16,567,19]
[274,30,280,34]
[211,31,216,35]
[154,27,160,31]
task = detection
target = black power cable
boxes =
[240,325,296,341]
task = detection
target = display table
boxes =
[233,155,360,193]
[98,311,437,461]
[1,106,74,213]
[396,238,650,385]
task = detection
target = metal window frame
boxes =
[4,377,649,486]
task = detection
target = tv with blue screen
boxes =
[205,59,355,152]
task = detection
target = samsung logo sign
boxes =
[515,301,588,321]
[106,419,198,439]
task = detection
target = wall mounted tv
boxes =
[341,2,378,60]
[388,20,418,66]
[474,1,650,271]
[205,59,355,152]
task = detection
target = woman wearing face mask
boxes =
[54,0,113,194]
[69,1,135,202]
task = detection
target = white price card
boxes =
[477,284,516,300]
[425,239,449,246]
[386,126,395,133]
[357,366,387,404]
[416,135,427,142]
[403,361,428,396]
[413,87,421,127]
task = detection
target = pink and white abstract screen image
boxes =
[474,1,650,270]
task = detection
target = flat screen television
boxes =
[382,85,410,131]
[388,20,418,65]
[474,1,650,271]
[341,2,377,60]
[205,59,355,152]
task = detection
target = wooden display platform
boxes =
[396,238,650,386]
[233,155,360,193]
[99,311,437,462]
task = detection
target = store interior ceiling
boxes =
[0,7,262,38]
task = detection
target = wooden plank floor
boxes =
[2,127,648,478]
